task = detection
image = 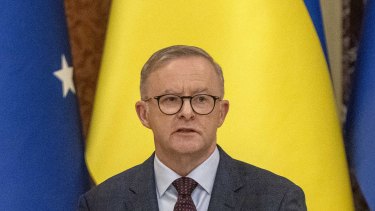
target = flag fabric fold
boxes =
[0,0,89,210]
[87,1,353,209]
[303,0,329,60]
[345,0,375,209]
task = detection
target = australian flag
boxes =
[0,1,89,210]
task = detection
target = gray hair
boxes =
[140,45,224,98]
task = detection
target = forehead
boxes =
[157,55,214,71]
[146,56,221,94]
[153,56,216,80]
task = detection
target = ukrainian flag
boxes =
[87,1,353,210]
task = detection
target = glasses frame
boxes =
[144,94,220,115]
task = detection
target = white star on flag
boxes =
[54,54,76,97]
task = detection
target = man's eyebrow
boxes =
[163,89,182,94]
[194,88,208,94]
[161,88,209,95]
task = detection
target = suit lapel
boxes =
[122,148,245,210]
[208,146,244,211]
[125,154,159,211]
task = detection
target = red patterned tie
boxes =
[172,177,198,211]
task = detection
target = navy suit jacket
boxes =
[78,146,306,210]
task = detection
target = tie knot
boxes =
[172,177,198,196]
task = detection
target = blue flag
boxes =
[0,1,89,210]
[303,0,329,62]
[345,0,375,209]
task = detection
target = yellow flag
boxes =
[87,1,354,210]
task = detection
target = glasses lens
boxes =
[158,95,182,114]
[192,94,215,114]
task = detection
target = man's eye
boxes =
[161,96,179,103]
[166,96,178,101]
[198,97,206,102]
[196,96,208,103]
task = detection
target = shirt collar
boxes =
[154,147,220,197]
[154,155,180,197]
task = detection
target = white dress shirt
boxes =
[154,147,220,211]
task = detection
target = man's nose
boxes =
[177,98,195,120]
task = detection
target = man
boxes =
[78,45,306,210]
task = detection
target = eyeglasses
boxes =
[144,94,220,115]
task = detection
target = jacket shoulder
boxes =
[78,157,155,211]
[233,158,298,190]
[230,158,306,210]
[86,163,144,197]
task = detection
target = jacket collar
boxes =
[125,153,159,210]
[123,146,244,210]
[208,146,245,210]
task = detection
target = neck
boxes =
[155,145,216,176]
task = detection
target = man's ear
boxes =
[217,100,229,127]
[135,101,151,129]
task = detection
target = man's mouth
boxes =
[175,128,197,133]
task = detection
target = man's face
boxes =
[136,56,229,160]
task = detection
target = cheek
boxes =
[149,115,173,136]
[208,111,222,127]
[201,117,220,135]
